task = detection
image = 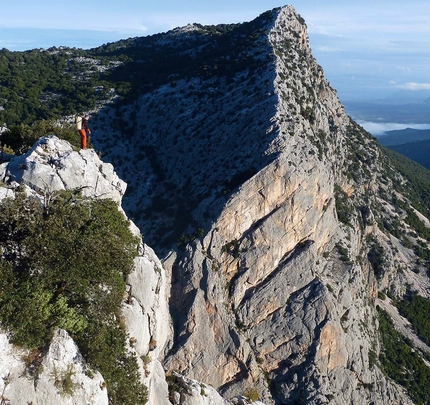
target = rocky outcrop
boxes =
[0,136,171,405]
[0,136,126,203]
[167,372,266,405]
[0,330,108,405]
[123,243,172,405]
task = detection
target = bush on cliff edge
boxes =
[0,188,147,405]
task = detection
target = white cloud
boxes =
[314,46,342,52]
[398,82,430,91]
[357,121,430,136]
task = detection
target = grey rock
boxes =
[86,5,421,405]
[0,135,126,203]
[0,136,171,405]
[1,4,428,405]
[0,330,108,405]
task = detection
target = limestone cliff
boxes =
[89,5,428,405]
[0,137,171,404]
[1,4,430,405]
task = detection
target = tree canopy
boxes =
[0,188,147,404]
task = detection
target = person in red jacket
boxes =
[78,115,91,149]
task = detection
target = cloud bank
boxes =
[397,82,430,91]
[357,121,430,136]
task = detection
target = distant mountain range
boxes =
[378,128,430,146]
[383,89,430,104]
[342,89,430,128]
[344,100,430,124]
[378,128,430,169]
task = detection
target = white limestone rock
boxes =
[0,135,126,203]
[168,372,267,405]
[0,329,108,405]
[123,243,172,405]
[0,136,171,405]
[91,6,420,405]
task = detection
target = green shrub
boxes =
[367,238,386,279]
[397,294,430,347]
[334,184,353,226]
[222,239,240,258]
[52,364,78,397]
[0,189,147,404]
[335,243,352,264]
[243,387,259,402]
[378,307,430,404]
[368,349,378,369]
[378,291,386,300]
[1,120,81,155]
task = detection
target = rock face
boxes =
[1,5,430,405]
[0,136,171,405]
[0,330,108,405]
[0,136,126,203]
[88,5,428,405]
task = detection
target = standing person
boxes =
[76,114,91,149]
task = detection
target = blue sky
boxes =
[1,1,430,102]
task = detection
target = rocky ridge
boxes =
[90,5,429,405]
[0,137,258,404]
[0,4,430,405]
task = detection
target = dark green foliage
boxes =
[222,239,240,258]
[77,321,147,405]
[368,349,378,369]
[397,294,430,347]
[335,243,351,264]
[0,48,105,126]
[386,138,430,170]
[221,168,257,195]
[334,184,353,226]
[358,205,372,227]
[1,119,81,154]
[177,227,205,249]
[341,122,376,185]
[301,106,315,124]
[243,387,260,402]
[390,192,430,242]
[166,373,185,402]
[405,209,430,241]
[378,307,430,405]
[367,237,386,279]
[383,147,430,219]
[0,189,147,404]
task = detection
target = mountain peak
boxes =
[86,8,428,404]
[1,7,430,405]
